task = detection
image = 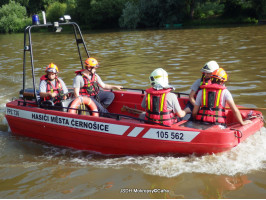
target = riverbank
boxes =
[182,16,258,27]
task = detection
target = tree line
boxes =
[0,0,266,33]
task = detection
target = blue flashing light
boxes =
[32,15,40,25]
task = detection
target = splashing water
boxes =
[47,127,266,178]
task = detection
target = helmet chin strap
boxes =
[86,67,94,75]
[89,69,94,75]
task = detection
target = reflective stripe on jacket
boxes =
[195,77,211,97]
[144,87,177,126]
[195,84,226,124]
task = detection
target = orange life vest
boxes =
[145,88,177,126]
[195,84,226,124]
[40,75,63,102]
[75,70,99,96]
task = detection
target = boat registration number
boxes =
[157,131,184,140]
[143,128,200,142]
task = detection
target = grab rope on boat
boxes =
[230,128,243,143]
[246,111,265,123]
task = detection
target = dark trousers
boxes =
[91,90,115,114]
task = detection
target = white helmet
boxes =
[200,60,219,73]
[149,68,173,90]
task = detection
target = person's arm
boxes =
[39,91,57,98]
[103,84,123,90]
[59,78,68,94]
[169,93,186,118]
[189,90,197,106]
[96,74,123,90]
[74,88,80,98]
[227,99,252,126]
[73,76,82,97]
[192,104,200,119]
[176,109,186,118]
[39,80,57,99]
[189,79,201,106]
[141,95,146,109]
[192,90,202,119]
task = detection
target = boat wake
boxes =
[40,127,266,177]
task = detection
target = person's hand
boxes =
[241,120,252,126]
[115,86,123,90]
[50,92,57,98]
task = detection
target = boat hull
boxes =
[5,94,264,155]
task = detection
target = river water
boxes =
[0,25,265,198]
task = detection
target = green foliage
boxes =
[252,0,266,19]
[184,16,258,26]
[27,0,54,15]
[46,1,67,22]
[71,0,91,26]
[0,0,265,32]
[14,0,30,7]
[0,0,9,8]
[65,0,77,17]
[138,0,162,27]
[87,0,128,29]
[119,1,140,29]
[194,1,224,19]
[0,1,31,33]
[137,0,186,28]
[223,0,255,18]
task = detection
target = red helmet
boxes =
[84,58,99,68]
[45,63,59,73]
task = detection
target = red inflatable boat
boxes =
[5,21,265,155]
[6,88,264,155]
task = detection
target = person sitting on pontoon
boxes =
[192,68,252,126]
[184,60,220,115]
[39,63,68,104]
[141,68,186,126]
[73,57,123,114]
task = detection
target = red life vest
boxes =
[195,84,226,124]
[195,77,211,97]
[40,75,63,102]
[75,70,99,96]
[144,88,177,126]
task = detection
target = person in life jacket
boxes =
[141,68,186,126]
[39,63,68,103]
[184,60,220,115]
[192,68,252,126]
[73,57,123,114]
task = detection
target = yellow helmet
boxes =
[212,68,228,82]
[84,57,99,68]
[45,63,59,73]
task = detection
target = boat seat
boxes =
[19,88,40,101]
[40,98,73,112]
